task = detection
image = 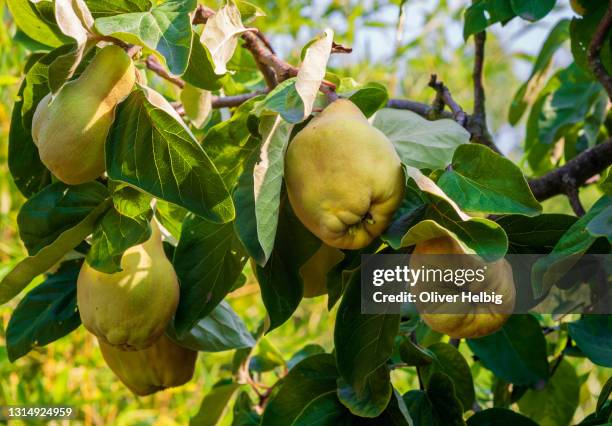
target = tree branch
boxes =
[528,139,612,201]
[588,2,612,98]
[467,31,503,155]
[146,55,185,88]
[428,74,468,125]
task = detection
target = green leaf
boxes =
[467,408,538,425]
[510,0,556,22]
[334,271,399,393]
[381,180,428,250]
[463,0,515,40]
[292,392,351,426]
[467,315,549,386]
[509,19,570,125]
[155,200,187,240]
[337,365,392,418]
[182,37,224,91]
[261,353,338,426]
[95,0,196,75]
[233,151,266,263]
[202,98,261,188]
[568,316,612,368]
[342,82,389,117]
[532,195,611,298]
[398,336,434,367]
[107,88,234,223]
[403,390,436,426]
[287,344,326,369]
[6,260,82,362]
[254,200,320,331]
[232,391,261,426]
[6,0,69,47]
[497,214,577,254]
[426,372,467,425]
[373,109,469,170]
[190,382,243,426]
[597,376,612,415]
[437,144,541,216]
[420,342,475,411]
[253,115,293,263]
[85,204,153,274]
[586,205,612,243]
[0,200,111,305]
[172,215,247,336]
[253,79,304,123]
[517,359,580,426]
[84,0,152,18]
[17,182,108,255]
[169,300,255,352]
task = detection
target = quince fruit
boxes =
[284,99,404,249]
[99,334,197,396]
[32,45,135,184]
[410,236,516,339]
[77,221,179,350]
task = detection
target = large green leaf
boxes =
[107,88,234,223]
[261,354,338,426]
[95,0,195,75]
[169,301,255,352]
[420,343,475,411]
[172,215,247,336]
[517,359,580,426]
[373,109,469,170]
[0,200,111,305]
[253,79,304,123]
[438,144,541,216]
[467,315,549,386]
[6,0,69,47]
[253,199,320,331]
[531,195,611,298]
[6,260,82,362]
[587,205,612,243]
[17,182,108,255]
[334,271,399,394]
[568,316,612,368]
[467,408,538,425]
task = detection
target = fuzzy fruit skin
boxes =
[99,334,197,396]
[77,223,179,351]
[299,244,344,297]
[32,45,135,184]
[410,237,516,339]
[284,99,405,250]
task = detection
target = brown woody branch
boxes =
[528,139,612,201]
[428,74,468,125]
[588,2,612,98]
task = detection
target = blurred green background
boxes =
[0,0,607,424]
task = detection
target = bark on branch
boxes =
[528,139,612,201]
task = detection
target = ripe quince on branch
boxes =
[32,45,135,184]
[77,221,180,350]
[284,99,405,250]
[410,236,516,339]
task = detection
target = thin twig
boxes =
[331,41,353,54]
[145,55,185,88]
[192,4,215,25]
[588,2,612,98]
[428,74,468,126]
